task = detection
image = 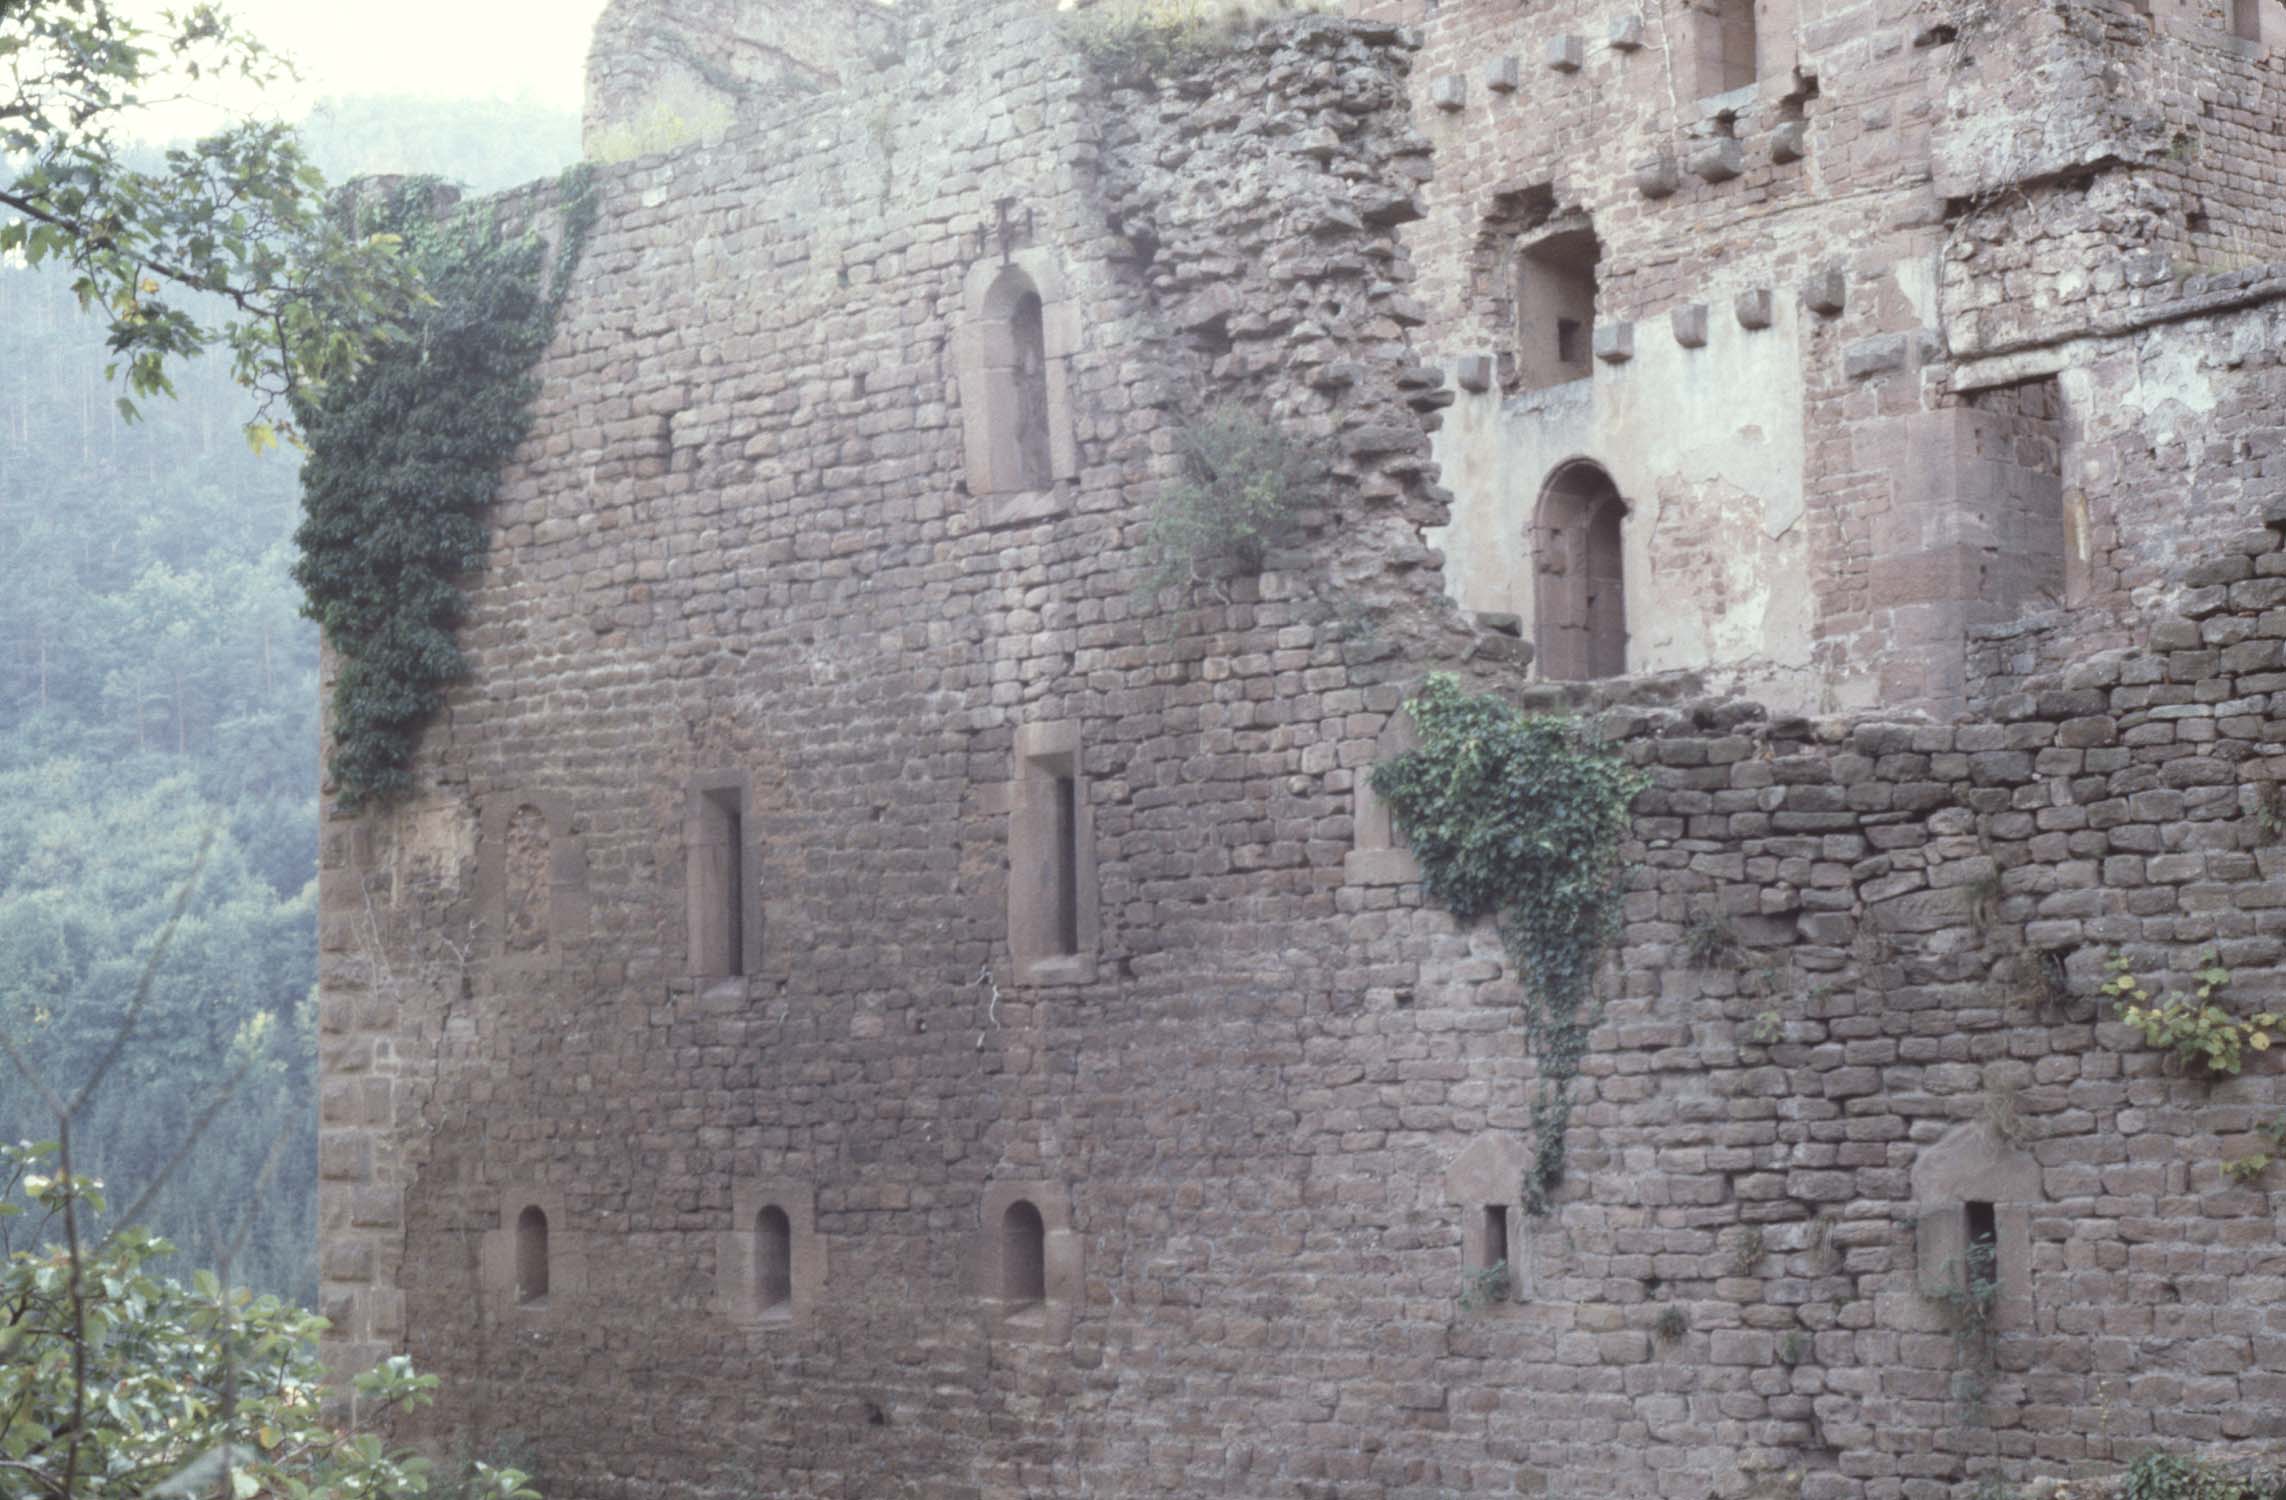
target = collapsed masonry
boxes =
[316,1,2286,1496]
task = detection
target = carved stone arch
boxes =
[1912,1120,2041,1331]
[478,793,590,970]
[1533,459,1629,682]
[955,247,1080,527]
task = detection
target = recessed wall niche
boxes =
[481,1185,585,1316]
[954,247,1080,528]
[1912,1121,2040,1332]
[1008,720,1098,985]
[478,793,590,971]
[718,1181,823,1329]
[978,1180,1081,1342]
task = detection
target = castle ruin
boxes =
[317,0,2286,1494]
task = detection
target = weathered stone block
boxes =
[1545,35,1584,72]
[1803,267,1847,316]
[1689,139,1744,183]
[1593,321,1634,363]
[1431,74,1466,110]
[1634,153,1680,198]
[1670,302,1709,349]
[1735,288,1774,329]
[1485,55,1520,92]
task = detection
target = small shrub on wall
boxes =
[1140,404,1313,596]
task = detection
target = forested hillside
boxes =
[0,95,579,1303]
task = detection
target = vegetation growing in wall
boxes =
[2101,954,2280,1076]
[1457,1260,1511,1312]
[293,169,598,808]
[1369,674,1647,1214]
[2121,1451,2286,1500]
[1141,405,1312,597]
[1933,1235,2001,1408]
[1061,0,1337,77]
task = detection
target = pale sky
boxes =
[126,0,613,131]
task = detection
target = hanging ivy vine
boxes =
[292,166,599,808]
[1369,673,1647,1214]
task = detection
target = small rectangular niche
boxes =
[2234,0,2262,42]
[1964,375,2076,613]
[687,771,755,981]
[1514,227,1600,392]
[1009,722,1096,984]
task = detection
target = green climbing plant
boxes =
[293,167,599,808]
[1368,673,1647,1214]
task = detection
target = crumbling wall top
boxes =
[583,0,908,161]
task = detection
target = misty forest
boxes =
[0,96,578,1303]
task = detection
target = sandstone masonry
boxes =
[317,2,2286,1496]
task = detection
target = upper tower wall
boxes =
[583,0,907,160]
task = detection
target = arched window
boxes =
[515,1206,550,1306]
[1001,1199,1047,1306]
[971,268,1054,494]
[1534,461,1629,682]
[755,1205,793,1317]
[957,252,1077,522]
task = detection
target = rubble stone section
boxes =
[318,0,2286,1497]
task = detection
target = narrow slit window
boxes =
[1964,1199,1997,1255]
[756,1206,793,1316]
[1482,1205,1511,1270]
[516,1206,550,1306]
[1011,725,1091,978]
[1003,1200,1047,1306]
[689,780,749,979]
[1052,775,1079,957]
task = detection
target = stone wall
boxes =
[318,1,2286,1497]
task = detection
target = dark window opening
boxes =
[1482,1205,1511,1269]
[516,1206,550,1306]
[1002,1200,1047,1306]
[1555,318,1585,367]
[1052,775,1080,956]
[1965,1200,1997,1255]
[757,1205,793,1316]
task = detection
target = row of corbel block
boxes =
[1449,270,1850,392]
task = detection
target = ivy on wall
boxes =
[292,167,598,808]
[1369,673,1646,1214]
